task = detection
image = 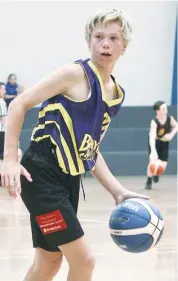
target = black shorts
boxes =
[20,142,84,252]
[148,139,169,162]
[0,131,5,159]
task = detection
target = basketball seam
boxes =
[125,199,163,223]
[110,210,161,229]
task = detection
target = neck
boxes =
[91,59,114,85]
[157,115,167,121]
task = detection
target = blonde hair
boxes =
[85,9,132,46]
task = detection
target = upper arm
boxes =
[170,116,178,129]
[11,63,84,111]
[149,120,157,138]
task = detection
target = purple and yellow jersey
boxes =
[31,58,125,175]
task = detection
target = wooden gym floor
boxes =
[0,175,177,281]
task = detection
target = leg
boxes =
[145,163,152,189]
[23,247,63,281]
[145,143,154,189]
[153,142,169,183]
[0,160,2,186]
[20,146,90,280]
[61,176,95,281]
[60,237,95,281]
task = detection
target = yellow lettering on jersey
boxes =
[79,134,92,151]
[79,134,99,160]
[158,128,165,137]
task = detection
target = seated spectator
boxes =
[5,74,24,107]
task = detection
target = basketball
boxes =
[109,198,164,253]
[148,159,165,176]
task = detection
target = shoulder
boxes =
[170,115,178,125]
[116,84,125,103]
[150,119,157,127]
[110,74,125,96]
[58,63,86,84]
[168,115,173,122]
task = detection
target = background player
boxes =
[145,100,178,189]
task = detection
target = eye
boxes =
[111,36,117,40]
[96,34,102,39]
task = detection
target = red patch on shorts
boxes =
[36,210,67,235]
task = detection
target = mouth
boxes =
[100,52,112,57]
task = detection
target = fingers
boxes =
[127,191,150,201]
[21,166,33,182]
[2,175,18,198]
[15,174,21,194]
[1,164,32,198]
[1,174,21,198]
[140,194,150,200]
[134,192,150,200]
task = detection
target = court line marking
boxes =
[0,210,108,224]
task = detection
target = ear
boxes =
[88,39,91,50]
[121,44,127,55]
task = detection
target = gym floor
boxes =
[0,175,177,281]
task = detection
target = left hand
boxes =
[114,190,150,206]
[160,133,172,142]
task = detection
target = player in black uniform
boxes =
[145,101,178,189]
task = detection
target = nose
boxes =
[102,38,110,49]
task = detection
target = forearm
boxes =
[91,152,126,199]
[160,128,178,142]
[4,99,26,161]
[170,127,178,138]
[5,94,16,99]
[149,136,156,152]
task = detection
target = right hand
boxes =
[1,161,32,198]
[149,150,158,162]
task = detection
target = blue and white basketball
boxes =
[109,199,164,253]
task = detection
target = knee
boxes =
[84,255,95,271]
[33,251,63,279]
[74,254,95,273]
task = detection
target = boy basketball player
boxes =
[1,9,149,281]
[145,100,178,189]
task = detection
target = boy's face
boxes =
[0,85,6,98]
[89,22,126,68]
[157,103,168,118]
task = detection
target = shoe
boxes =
[153,176,159,183]
[145,182,152,190]
[145,178,152,190]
